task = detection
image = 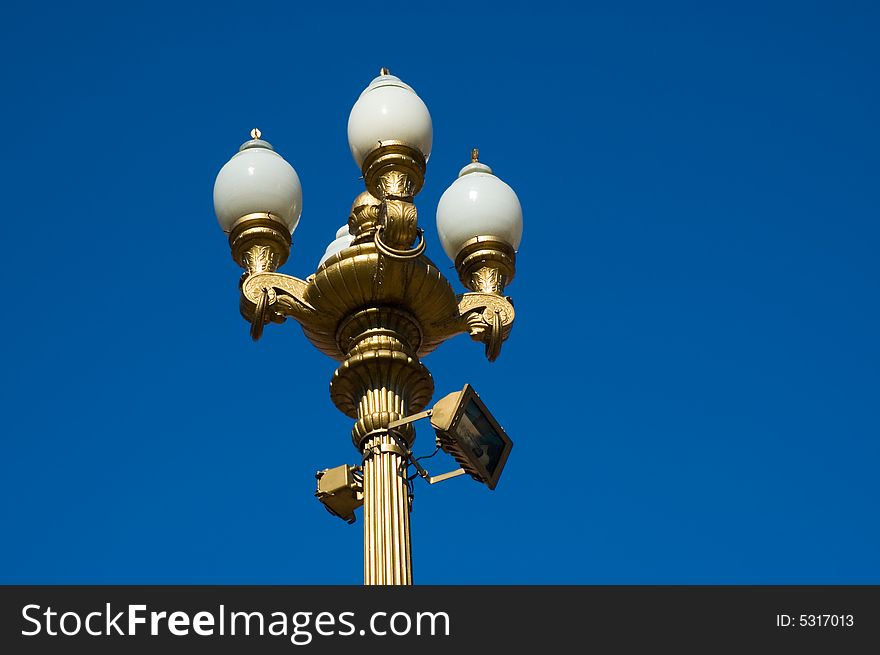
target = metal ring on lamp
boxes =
[485,308,503,362]
[250,287,272,341]
[374,226,426,260]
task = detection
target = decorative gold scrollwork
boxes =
[378,198,419,248]
[241,272,320,340]
[456,292,515,362]
[377,170,415,200]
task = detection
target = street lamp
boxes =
[213,70,523,585]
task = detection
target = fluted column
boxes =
[360,389,412,584]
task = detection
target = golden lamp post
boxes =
[213,69,523,585]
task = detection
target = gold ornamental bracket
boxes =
[239,271,321,342]
[456,292,515,362]
[240,272,314,320]
[447,235,519,361]
[357,141,426,256]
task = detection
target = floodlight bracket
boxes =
[423,467,467,485]
[386,409,433,431]
[366,424,466,486]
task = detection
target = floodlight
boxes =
[429,385,513,490]
[387,384,513,490]
[314,464,363,524]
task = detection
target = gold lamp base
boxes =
[229,212,291,274]
[454,236,516,295]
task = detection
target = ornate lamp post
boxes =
[213,70,523,585]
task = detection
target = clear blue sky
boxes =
[1,1,877,584]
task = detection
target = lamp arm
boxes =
[239,271,324,340]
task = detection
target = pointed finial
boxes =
[380,67,390,76]
[471,148,479,163]
[250,127,262,140]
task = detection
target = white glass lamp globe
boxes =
[213,131,303,234]
[347,70,433,168]
[435,156,523,260]
[318,225,355,267]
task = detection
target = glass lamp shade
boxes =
[435,160,523,260]
[213,136,303,234]
[318,225,355,267]
[347,72,433,168]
